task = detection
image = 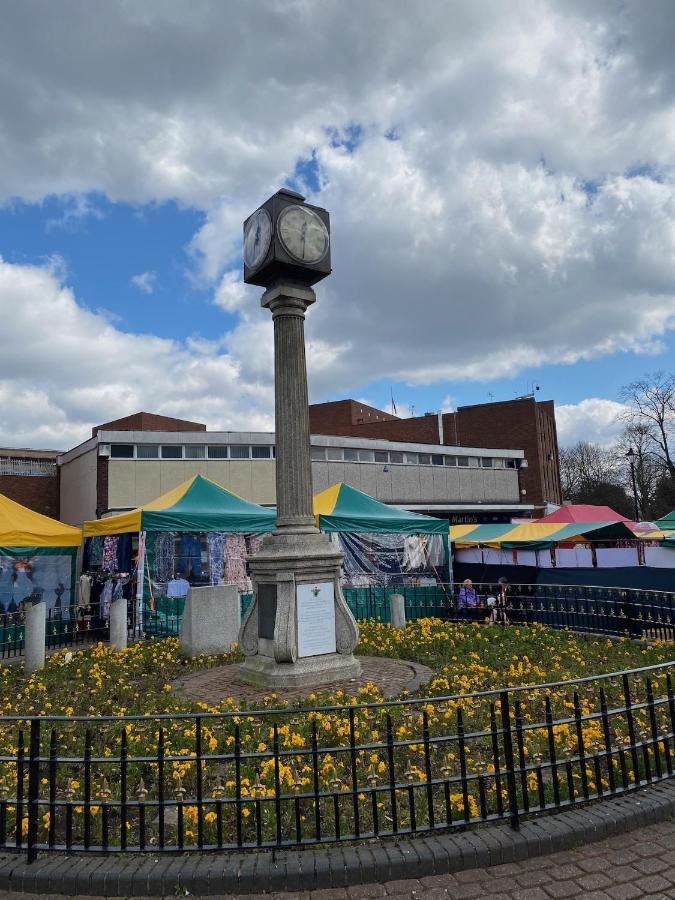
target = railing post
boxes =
[499,691,520,830]
[27,718,40,864]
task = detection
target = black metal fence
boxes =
[0,660,673,861]
[346,582,675,642]
[0,604,111,661]
[3,583,674,658]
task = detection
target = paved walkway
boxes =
[172,656,431,703]
[0,818,672,899]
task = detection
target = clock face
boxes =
[278,205,329,264]
[243,208,272,269]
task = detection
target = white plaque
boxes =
[296,581,336,658]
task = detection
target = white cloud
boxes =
[556,398,630,447]
[0,1,675,437]
[130,271,156,294]
[0,257,274,448]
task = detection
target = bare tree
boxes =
[616,423,667,520]
[559,441,621,501]
[620,371,675,479]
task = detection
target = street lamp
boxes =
[626,447,640,521]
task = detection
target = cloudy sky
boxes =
[1,0,674,450]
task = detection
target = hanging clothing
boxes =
[403,535,426,570]
[77,574,92,610]
[427,534,446,567]
[116,534,132,574]
[112,580,124,603]
[166,577,190,599]
[178,534,202,578]
[208,532,226,585]
[101,578,114,618]
[89,537,104,567]
[223,533,248,591]
[154,532,177,583]
[102,537,119,572]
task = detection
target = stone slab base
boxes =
[238,652,361,689]
[172,656,432,705]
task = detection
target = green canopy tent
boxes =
[657,510,675,533]
[313,483,452,619]
[83,475,276,633]
[313,482,449,534]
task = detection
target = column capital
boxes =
[261,281,316,317]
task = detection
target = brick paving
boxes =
[172,656,431,704]
[1,819,673,898]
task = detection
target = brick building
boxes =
[308,397,562,511]
[0,448,60,518]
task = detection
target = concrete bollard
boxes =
[109,598,128,651]
[25,601,46,674]
[390,593,406,629]
[180,584,241,658]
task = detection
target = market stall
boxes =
[82,475,276,634]
[314,483,451,621]
[0,493,82,654]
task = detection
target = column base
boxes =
[238,652,361,690]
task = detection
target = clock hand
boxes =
[300,221,307,259]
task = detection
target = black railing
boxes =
[1,660,673,861]
[0,604,113,660]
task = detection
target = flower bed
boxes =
[0,621,673,851]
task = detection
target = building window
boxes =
[230,445,250,459]
[326,448,343,461]
[311,447,327,461]
[432,454,444,466]
[418,453,431,465]
[208,445,228,459]
[160,445,183,459]
[404,452,418,464]
[493,457,506,468]
[456,456,469,467]
[252,446,272,459]
[468,457,479,468]
[136,445,159,459]
[506,458,517,469]
[374,450,389,463]
[343,448,359,462]
[359,449,375,462]
[481,457,493,468]
[389,451,404,464]
[110,444,134,459]
[185,445,206,459]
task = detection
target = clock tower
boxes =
[238,190,359,689]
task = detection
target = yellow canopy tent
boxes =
[0,493,81,548]
[0,493,82,615]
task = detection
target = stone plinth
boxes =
[239,529,360,689]
[180,584,241,658]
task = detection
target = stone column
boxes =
[109,598,128,651]
[25,601,46,674]
[262,283,317,533]
[239,281,360,689]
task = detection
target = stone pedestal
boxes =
[238,281,359,688]
[25,601,46,674]
[109,598,128,650]
[181,584,241,658]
